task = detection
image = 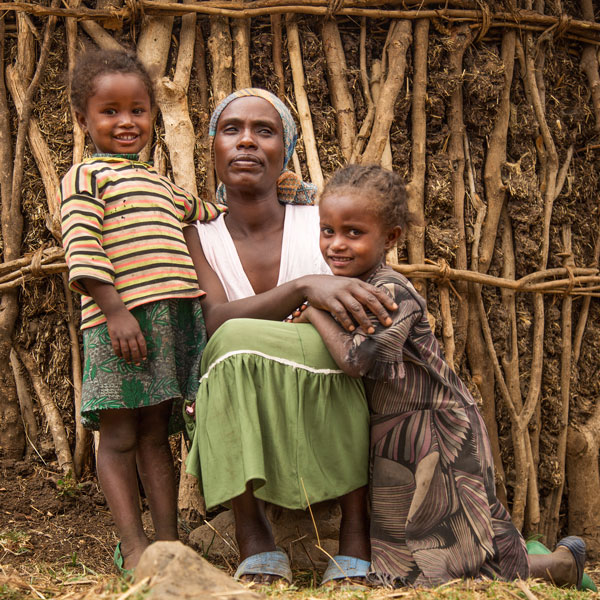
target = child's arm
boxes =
[299,306,365,378]
[303,280,424,383]
[81,279,147,365]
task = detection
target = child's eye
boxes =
[132,108,145,115]
[349,229,363,237]
[320,226,334,235]
[103,108,116,115]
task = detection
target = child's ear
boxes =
[75,111,88,133]
[384,226,402,250]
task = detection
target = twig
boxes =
[285,14,323,188]
[405,18,428,299]
[322,17,355,162]
[15,344,74,475]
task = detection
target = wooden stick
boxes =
[13,1,600,40]
[360,20,411,164]
[479,29,516,274]
[5,64,61,239]
[270,15,285,96]
[61,273,90,479]
[154,0,198,194]
[447,25,472,366]
[66,0,85,164]
[349,18,375,162]
[544,225,574,544]
[208,16,232,106]
[15,344,74,475]
[322,17,355,162]
[193,20,216,200]
[10,348,38,458]
[439,284,455,369]
[285,14,323,189]
[232,17,252,89]
[406,18,428,299]
[369,60,393,170]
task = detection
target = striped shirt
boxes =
[60,156,226,329]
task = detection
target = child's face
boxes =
[319,191,401,281]
[76,72,152,155]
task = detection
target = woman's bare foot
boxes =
[232,484,287,585]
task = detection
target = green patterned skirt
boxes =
[81,298,206,432]
[185,318,370,511]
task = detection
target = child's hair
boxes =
[321,164,409,230]
[70,49,155,114]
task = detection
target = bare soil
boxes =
[0,458,117,577]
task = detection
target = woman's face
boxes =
[213,97,285,196]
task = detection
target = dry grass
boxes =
[1,564,599,600]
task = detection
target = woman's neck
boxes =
[224,188,285,236]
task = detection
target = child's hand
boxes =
[290,304,313,324]
[106,310,148,365]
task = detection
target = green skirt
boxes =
[81,298,206,433]
[186,318,369,510]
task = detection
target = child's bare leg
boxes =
[231,482,278,583]
[97,408,149,570]
[338,486,370,561]
[136,400,178,541]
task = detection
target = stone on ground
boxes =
[189,501,341,570]
[135,540,263,599]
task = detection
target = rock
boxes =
[135,541,263,600]
[189,501,341,570]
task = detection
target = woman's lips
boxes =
[231,154,261,166]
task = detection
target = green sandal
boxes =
[113,542,135,581]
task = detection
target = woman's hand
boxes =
[299,275,397,333]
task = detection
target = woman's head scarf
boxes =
[209,88,316,205]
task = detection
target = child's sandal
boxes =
[113,542,135,581]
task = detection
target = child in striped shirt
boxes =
[60,49,225,574]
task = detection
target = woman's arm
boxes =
[184,226,398,336]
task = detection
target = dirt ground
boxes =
[1,458,600,600]
[0,458,118,578]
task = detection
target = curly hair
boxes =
[70,49,154,114]
[320,164,409,231]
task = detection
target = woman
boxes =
[184,89,394,586]
[184,89,586,589]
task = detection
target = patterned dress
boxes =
[351,266,529,587]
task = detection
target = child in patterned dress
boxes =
[293,164,531,586]
[60,50,225,573]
